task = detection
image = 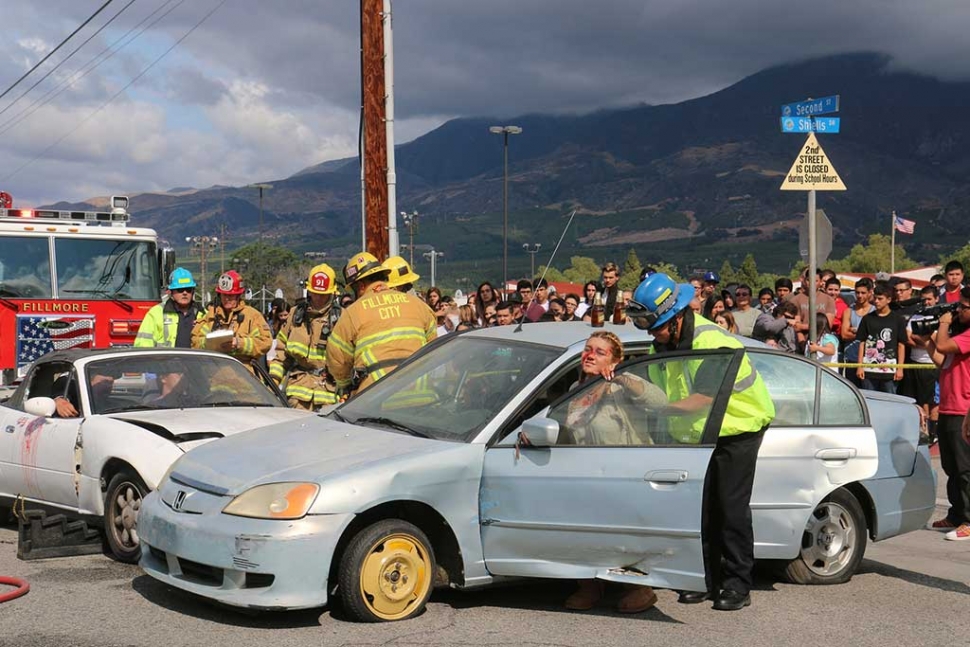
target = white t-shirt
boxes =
[907,315,934,364]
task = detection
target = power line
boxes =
[0,0,138,119]
[0,0,116,104]
[0,0,184,136]
[2,0,228,183]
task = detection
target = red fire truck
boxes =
[0,194,174,385]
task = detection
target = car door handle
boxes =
[644,470,689,483]
[815,448,856,461]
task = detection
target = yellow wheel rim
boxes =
[359,532,432,620]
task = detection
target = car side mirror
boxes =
[519,417,560,447]
[25,397,57,417]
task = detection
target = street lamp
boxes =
[489,125,522,295]
[400,210,419,267]
[523,243,541,279]
[422,247,444,287]
[186,235,218,305]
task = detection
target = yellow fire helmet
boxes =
[307,263,337,295]
[343,251,388,285]
[382,255,420,289]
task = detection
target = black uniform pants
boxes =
[938,414,970,524]
[702,427,766,595]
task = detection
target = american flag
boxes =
[894,215,916,235]
[17,316,95,366]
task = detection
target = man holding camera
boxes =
[926,286,970,538]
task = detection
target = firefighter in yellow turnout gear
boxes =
[326,252,437,396]
[269,264,340,410]
[191,270,272,372]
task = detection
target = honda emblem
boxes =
[172,490,187,511]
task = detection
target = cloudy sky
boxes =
[1,0,968,205]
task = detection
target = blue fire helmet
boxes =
[167,267,196,291]
[626,273,694,331]
[703,271,720,284]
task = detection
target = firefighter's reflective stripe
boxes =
[191,303,271,371]
[647,315,774,443]
[326,282,437,392]
[269,305,335,406]
[134,302,203,347]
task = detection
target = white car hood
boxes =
[169,416,444,496]
[105,407,313,445]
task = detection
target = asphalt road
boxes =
[0,458,967,647]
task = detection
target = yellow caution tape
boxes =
[822,362,938,369]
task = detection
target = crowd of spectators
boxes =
[403,261,967,434]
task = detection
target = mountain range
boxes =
[48,52,970,280]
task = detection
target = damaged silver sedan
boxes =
[138,322,936,621]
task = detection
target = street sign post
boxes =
[781,116,840,134]
[781,95,840,117]
[779,91,844,346]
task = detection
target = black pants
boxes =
[938,414,970,524]
[703,427,766,595]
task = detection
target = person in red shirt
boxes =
[927,286,970,538]
[825,277,848,341]
[941,261,965,305]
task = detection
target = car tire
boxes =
[337,519,436,622]
[785,488,867,585]
[104,470,148,563]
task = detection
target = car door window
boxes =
[818,370,866,425]
[545,351,737,446]
[748,352,816,426]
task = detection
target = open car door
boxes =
[480,349,743,593]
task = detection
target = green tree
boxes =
[826,234,917,273]
[619,249,643,290]
[536,264,566,283]
[718,260,737,285]
[735,254,760,288]
[228,242,300,291]
[941,243,970,273]
[650,261,684,283]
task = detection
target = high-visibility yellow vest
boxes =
[648,315,775,443]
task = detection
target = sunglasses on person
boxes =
[735,291,751,297]
[172,287,194,294]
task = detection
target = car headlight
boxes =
[222,483,320,520]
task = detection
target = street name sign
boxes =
[780,133,846,191]
[781,95,840,117]
[781,116,840,134]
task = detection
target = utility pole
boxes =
[186,236,218,305]
[361,0,388,259]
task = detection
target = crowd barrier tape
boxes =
[822,363,939,369]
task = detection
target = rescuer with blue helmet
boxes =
[135,267,203,348]
[626,272,775,612]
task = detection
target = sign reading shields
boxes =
[780,132,846,191]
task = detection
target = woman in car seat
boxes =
[561,331,667,614]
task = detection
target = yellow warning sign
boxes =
[780,132,846,191]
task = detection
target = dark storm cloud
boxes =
[162,0,970,118]
[1,0,968,204]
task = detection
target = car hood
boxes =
[169,416,446,496]
[105,408,313,444]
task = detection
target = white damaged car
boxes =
[0,348,313,561]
